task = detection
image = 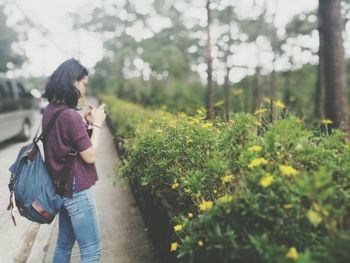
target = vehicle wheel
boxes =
[18,120,31,141]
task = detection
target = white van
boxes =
[0,74,34,143]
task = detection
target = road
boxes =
[0,103,158,263]
[0,111,42,263]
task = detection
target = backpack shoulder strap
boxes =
[33,107,68,144]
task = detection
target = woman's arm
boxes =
[79,104,106,164]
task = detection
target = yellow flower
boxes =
[156,129,163,134]
[186,139,193,144]
[264,97,271,103]
[189,118,200,125]
[254,109,267,115]
[313,203,329,217]
[221,175,234,183]
[201,122,213,129]
[283,204,293,209]
[307,204,329,226]
[198,240,204,247]
[174,224,183,232]
[170,242,178,252]
[178,112,187,118]
[286,247,299,260]
[184,188,191,193]
[279,165,298,177]
[171,183,179,189]
[247,145,263,152]
[259,174,273,188]
[217,195,234,202]
[248,158,268,169]
[321,119,333,125]
[196,107,206,114]
[169,120,177,126]
[199,200,213,212]
[274,99,286,108]
[255,121,262,127]
[307,210,322,226]
[188,213,193,218]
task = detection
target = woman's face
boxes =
[75,75,89,99]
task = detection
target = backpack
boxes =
[7,107,76,225]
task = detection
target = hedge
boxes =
[102,95,350,263]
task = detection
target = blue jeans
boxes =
[53,186,101,263]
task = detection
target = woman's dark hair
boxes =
[43,58,88,108]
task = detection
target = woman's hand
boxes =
[84,106,94,124]
[79,103,107,164]
[91,103,106,126]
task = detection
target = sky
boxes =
[4,0,103,77]
[2,0,326,83]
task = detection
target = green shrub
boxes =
[103,95,350,263]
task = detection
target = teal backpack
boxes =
[7,107,75,225]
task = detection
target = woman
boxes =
[42,58,106,262]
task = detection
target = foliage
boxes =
[104,95,350,263]
[0,4,26,72]
[102,95,155,139]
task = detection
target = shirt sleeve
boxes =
[62,109,92,152]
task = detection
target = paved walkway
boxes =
[1,102,159,262]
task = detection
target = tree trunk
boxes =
[270,55,276,102]
[206,0,214,120]
[319,0,348,130]
[283,71,291,104]
[270,9,277,102]
[315,2,325,120]
[253,66,262,112]
[223,66,230,121]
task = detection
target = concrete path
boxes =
[1,103,159,262]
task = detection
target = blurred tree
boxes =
[141,1,200,81]
[341,0,350,39]
[214,1,246,120]
[73,0,140,96]
[71,0,350,124]
[268,1,284,103]
[206,0,214,120]
[319,0,348,130]
[0,4,26,72]
[75,0,205,112]
[285,11,321,118]
[316,7,325,120]
[252,66,262,112]
[240,2,272,112]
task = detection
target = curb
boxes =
[26,218,57,263]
